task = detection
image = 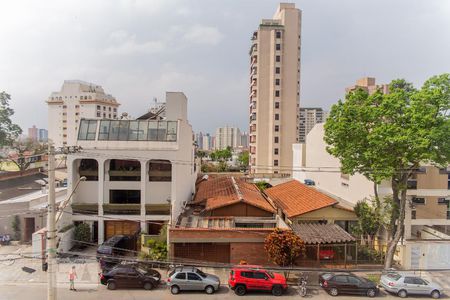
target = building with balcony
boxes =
[214,126,241,150]
[293,123,450,269]
[64,92,196,244]
[47,80,120,148]
[298,107,326,143]
[249,3,301,174]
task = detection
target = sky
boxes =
[1,0,450,134]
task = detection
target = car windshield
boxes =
[321,273,334,280]
[267,271,275,279]
[386,273,402,281]
[196,269,207,278]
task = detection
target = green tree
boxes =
[196,150,207,165]
[11,215,21,241]
[264,229,305,268]
[238,151,249,170]
[1,139,47,172]
[74,223,91,248]
[324,74,450,269]
[0,92,22,147]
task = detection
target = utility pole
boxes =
[47,144,57,300]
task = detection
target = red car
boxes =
[228,265,288,296]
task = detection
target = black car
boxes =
[319,273,379,297]
[100,265,161,290]
[96,235,130,261]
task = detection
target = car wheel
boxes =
[367,288,376,298]
[143,282,153,290]
[171,285,180,295]
[272,285,283,296]
[234,285,246,296]
[205,285,215,294]
[431,290,440,299]
[329,287,339,296]
[107,281,117,290]
[398,289,407,298]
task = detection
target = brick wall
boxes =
[230,242,272,265]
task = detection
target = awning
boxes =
[292,223,356,244]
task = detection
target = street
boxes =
[0,283,448,300]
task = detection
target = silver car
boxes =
[167,267,220,295]
[380,272,444,299]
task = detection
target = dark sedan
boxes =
[319,273,379,297]
[100,265,161,290]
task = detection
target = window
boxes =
[113,108,117,112]
[103,113,106,118]
[276,55,281,62]
[334,276,348,283]
[413,278,427,285]
[103,106,106,110]
[438,198,449,205]
[254,272,267,280]
[404,277,415,284]
[109,114,111,118]
[187,273,201,281]
[274,160,279,166]
[241,272,254,278]
[275,67,280,74]
[109,190,140,204]
[276,44,281,51]
[275,102,280,109]
[109,160,141,181]
[109,107,111,111]
[275,114,279,120]
[78,120,97,140]
[275,79,280,85]
[275,90,280,97]
[62,105,67,109]
[97,105,100,110]
[411,210,416,219]
[75,105,79,108]
[274,148,279,155]
[75,112,79,116]
[276,31,281,39]
[347,277,361,284]
[275,125,279,132]
[175,273,186,280]
[149,160,172,182]
[274,137,279,143]
[97,112,101,117]
[412,197,425,205]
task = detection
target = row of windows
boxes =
[97,105,117,112]
[412,197,450,205]
[97,112,117,118]
[78,119,178,142]
[52,95,92,100]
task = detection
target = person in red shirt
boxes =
[69,266,78,291]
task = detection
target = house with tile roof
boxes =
[169,176,289,265]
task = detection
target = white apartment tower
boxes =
[249,3,301,174]
[47,80,120,148]
[215,126,241,150]
[298,108,325,143]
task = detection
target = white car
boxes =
[380,272,444,299]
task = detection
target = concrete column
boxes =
[140,160,147,232]
[97,159,105,244]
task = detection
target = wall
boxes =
[230,242,272,265]
[209,203,273,217]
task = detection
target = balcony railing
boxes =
[145,204,170,215]
[72,203,98,214]
[103,204,141,215]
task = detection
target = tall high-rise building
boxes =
[215,126,241,150]
[46,80,120,148]
[202,133,212,151]
[249,3,301,174]
[240,132,249,149]
[298,108,325,143]
[28,125,38,141]
[346,77,389,95]
[38,129,48,142]
[195,132,204,149]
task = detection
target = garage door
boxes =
[105,221,140,240]
[174,243,230,263]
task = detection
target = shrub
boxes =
[73,223,91,248]
[11,215,21,241]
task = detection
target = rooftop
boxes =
[177,216,279,230]
[292,223,356,244]
[264,180,337,218]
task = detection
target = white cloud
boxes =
[182,25,224,45]
[105,31,165,55]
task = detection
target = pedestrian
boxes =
[69,266,77,291]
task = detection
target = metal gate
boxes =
[174,243,230,263]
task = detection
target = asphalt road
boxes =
[0,283,448,300]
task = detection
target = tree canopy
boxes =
[264,229,305,267]
[0,92,22,147]
[324,74,450,268]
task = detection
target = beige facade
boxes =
[345,77,389,95]
[215,126,241,149]
[249,3,301,174]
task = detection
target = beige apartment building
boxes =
[215,126,241,150]
[346,77,389,95]
[249,3,301,174]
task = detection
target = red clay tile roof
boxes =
[264,180,337,218]
[192,176,275,213]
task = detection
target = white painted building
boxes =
[64,92,197,244]
[293,123,450,269]
[215,126,241,150]
[298,107,326,143]
[47,80,120,148]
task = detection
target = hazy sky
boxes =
[1,0,450,134]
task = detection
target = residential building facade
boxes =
[215,126,241,150]
[298,107,325,143]
[28,125,38,141]
[47,80,120,148]
[63,92,196,244]
[38,129,48,142]
[249,3,301,174]
[345,77,389,95]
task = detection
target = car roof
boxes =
[103,235,126,245]
[171,266,200,273]
[232,265,266,271]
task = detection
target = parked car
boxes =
[380,272,443,299]
[96,235,130,261]
[99,265,161,290]
[228,265,288,296]
[167,266,220,294]
[319,273,379,297]
[319,249,335,260]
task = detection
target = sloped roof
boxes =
[293,223,355,244]
[192,176,275,213]
[264,180,337,218]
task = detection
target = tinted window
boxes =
[413,278,427,285]
[254,272,267,279]
[404,277,415,284]
[196,269,207,278]
[334,276,348,283]
[188,273,201,281]
[175,272,186,280]
[348,276,361,284]
[241,271,254,278]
